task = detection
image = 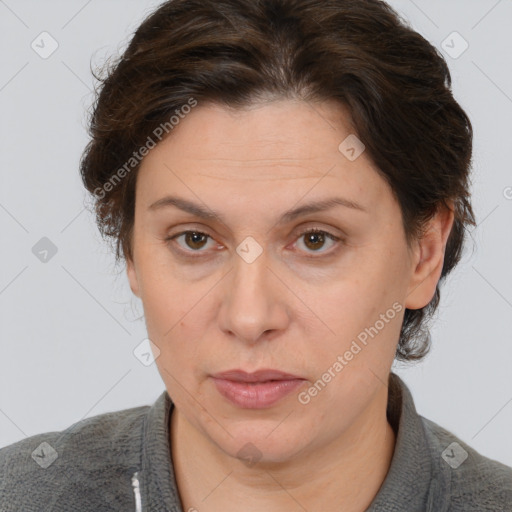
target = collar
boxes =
[136,372,438,511]
[366,372,436,511]
[137,388,181,511]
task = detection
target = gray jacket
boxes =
[1,373,511,511]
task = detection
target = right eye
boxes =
[165,230,220,257]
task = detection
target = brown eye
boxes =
[295,229,340,255]
[165,228,342,259]
[166,230,215,254]
[304,231,326,251]
[183,231,209,250]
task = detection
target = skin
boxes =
[126,99,454,511]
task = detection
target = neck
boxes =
[170,385,396,512]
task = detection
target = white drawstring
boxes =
[131,471,142,512]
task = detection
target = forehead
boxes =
[146,99,355,166]
[136,99,391,214]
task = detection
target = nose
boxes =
[217,245,290,345]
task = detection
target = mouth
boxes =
[210,368,306,409]
[211,368,304,383]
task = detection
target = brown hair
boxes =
[80,0,475,362]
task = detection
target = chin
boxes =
[213,425,309,467]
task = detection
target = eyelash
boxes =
[164,228,342,259]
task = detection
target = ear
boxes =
[405,203,455,310]
[126,257,141,298]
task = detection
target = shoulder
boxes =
[0,402,149,511]
[420,415,512,511]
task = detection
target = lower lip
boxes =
[212,378,305,409]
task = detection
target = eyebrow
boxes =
[148,195,367,225]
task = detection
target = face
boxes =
[127,99,449,465]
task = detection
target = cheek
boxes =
[140,281,178,340]
[135,241,191,333]
[307,247,406,365]
[137,263,211,373]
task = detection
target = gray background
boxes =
[1,0,511,467]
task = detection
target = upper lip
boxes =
[212,369,304,382]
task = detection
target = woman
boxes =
[1,0,511,510]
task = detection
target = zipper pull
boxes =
[131,471,142,512]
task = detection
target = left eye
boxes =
[294,228,340,254]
